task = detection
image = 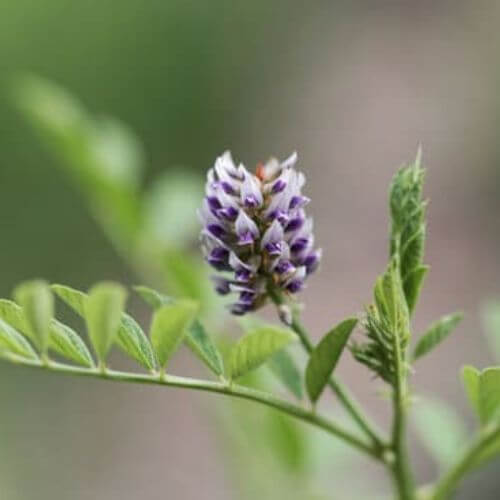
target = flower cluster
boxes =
[199,151,321,315]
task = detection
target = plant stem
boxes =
[391,326,415,500]
[3,355,385,461]
[431,424,500,500]
[267,287,387,451]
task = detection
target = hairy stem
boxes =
[391,326,415,500]
[431,424,500,500]
[267,286,387,451]
[3,355,385,461]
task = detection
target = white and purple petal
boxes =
[235,210,260,245]
[241,172,263,208]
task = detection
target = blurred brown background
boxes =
[1,1,499,499]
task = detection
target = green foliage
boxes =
[478,368,500,425]
[0,298,93,367]
[0,318,38,360]
[13,76,214,317]
[53,284,156,370]
[474,432,500,468]
[265,411,307,472]
[149,301,199,369]
[85,283,128,364]
[5,84,495,500]
[162,249,216,313]
[462,366,500,425]
[134,286,173,309]
[306,318,357,404]
[142,169,204,250]
[351,259,410,384]
[482,301,500,362]
[185,320,225,377]
[135,286,224,377]
[238,315,304,398]
[13,74,144,248]
[412,398,467,468]
[389,149,427,315]
[268,349,303,400]
[229,327,297,380]
[13,280,53,355]
[413,313,463,361]
[48,319,95,368]
[462,366,481,415]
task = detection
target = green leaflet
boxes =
[51,284,86,315]
[462,365,481,416]
[13,280,53,354]
[305,318,357,404]
[238,315,303,397]
[52,284,156,371]
[48,319,94,367]
[0,299,93,367]
[479,368,500,425]
[0,318,38,360]
[412,397,467,468]
[229,327,297,380]
[462,366,500,425]
[85,283,128,363]
[0,299,27,332]
[404,265,429,316]
[373,258,410,337]
[267,349,303,400]
[135,285,224,377]
[413,312,463,361]
[185,321,224,377]
[149,301,199,369]
[134,286,173,309]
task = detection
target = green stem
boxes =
[431,424,500,500]
[3,355,384,461]
[391,326,415,500]
[267,286,387,451]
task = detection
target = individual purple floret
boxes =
[199,151,321,315]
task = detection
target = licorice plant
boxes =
[3,76,500,500]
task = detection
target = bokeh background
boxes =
[1,1,500,499]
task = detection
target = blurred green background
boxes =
[1,1,500,499]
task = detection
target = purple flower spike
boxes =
[200,150,320,315]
